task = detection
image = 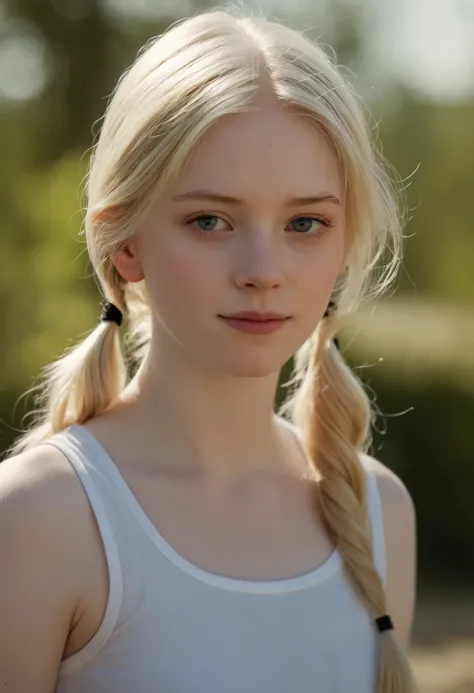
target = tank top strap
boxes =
[41,426,124,672]
[363,465,387,587]
[276,416,387,587]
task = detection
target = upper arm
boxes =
[362,454,417,650]
[0,447,85,692]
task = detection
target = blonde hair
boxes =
[10,8,416,691]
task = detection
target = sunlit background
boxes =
[1,0,473,690]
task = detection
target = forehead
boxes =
[171,99,342,202]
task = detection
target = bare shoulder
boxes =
[0,443,93,541]
[0,444,96,691]
[360,452,416,513]
[360,452,417,650]
[0,441,99,603]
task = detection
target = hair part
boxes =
[9,8,416,691]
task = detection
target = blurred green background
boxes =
[0,0,473,689]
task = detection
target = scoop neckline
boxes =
[69,422,343,594]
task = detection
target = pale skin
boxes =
[0,89,417,692]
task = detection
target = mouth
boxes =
[218,312,291,321]
[220,317,289,322]
[218,315,291,335]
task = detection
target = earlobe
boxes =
[113,241,145,283]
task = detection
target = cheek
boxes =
[297,233,345,285]
[141,238,218,317]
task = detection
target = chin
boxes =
[209,348,290,379]
[226,362,281,378]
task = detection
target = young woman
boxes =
[0,9,417,693]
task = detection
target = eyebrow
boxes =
[172,189,341,206]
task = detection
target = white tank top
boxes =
[45,419,387,693]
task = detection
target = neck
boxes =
[113,340,297,482]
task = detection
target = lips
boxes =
[218,315,290,335]
[219,311,290,321]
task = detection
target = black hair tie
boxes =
[323,300,338,318]
[101,301,123,327]
[375,615,394,633]
[323,300,340,351]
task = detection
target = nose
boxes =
[232,233,283,291]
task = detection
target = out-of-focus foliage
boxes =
[380,88,474,300]
[1,0,473,584]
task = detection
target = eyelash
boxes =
[186,213,335,238]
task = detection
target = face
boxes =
[115,94,346,378]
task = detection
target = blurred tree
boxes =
[378,85,474,301]
[3,0,175,161]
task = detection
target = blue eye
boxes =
[194,215,219,231]
[187,214,228,236]
[289,216,332,235]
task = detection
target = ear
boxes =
[113,238,145,283]
[92,206,145,284]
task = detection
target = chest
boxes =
[123,469,336,580]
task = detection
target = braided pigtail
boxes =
[280,304,417,692]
